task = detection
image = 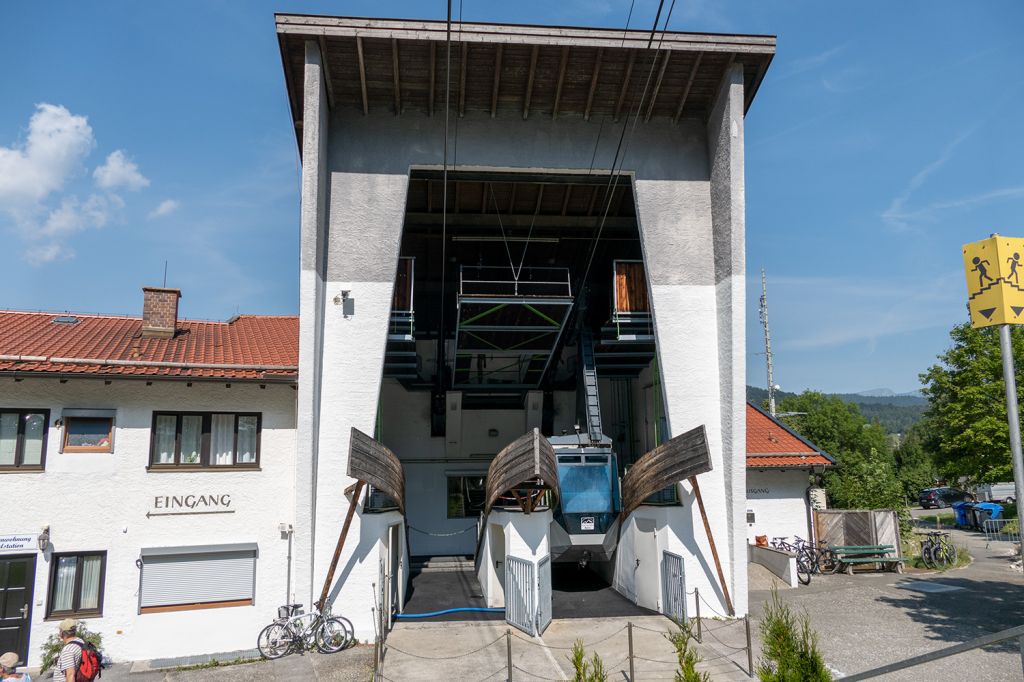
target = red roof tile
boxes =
[746,403,833,469]
[0,311,298,382]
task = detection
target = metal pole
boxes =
[999,324,1024,573]
[694,587,702,643]
[506,628,513,682]
[622,622,630,679]
[744,615,754,678]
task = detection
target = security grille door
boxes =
[505,556,535,635]
[536,556,552,635]
[0,556,34,665]
[662,551,685,623]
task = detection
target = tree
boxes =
[777,392,904,510]
[920,322,1024,483]
[893,423,937,498]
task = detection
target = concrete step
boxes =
[410,555,476,573]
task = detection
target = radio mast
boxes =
[759,268,777,417]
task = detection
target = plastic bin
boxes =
[973,502,1003,526]
[951,501,972,527]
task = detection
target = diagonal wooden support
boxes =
[317,480,365,611]
[690,475,734,616]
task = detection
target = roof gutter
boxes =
[0,354,297,372]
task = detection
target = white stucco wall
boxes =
[745,469,812,545]
[0,377,296,665]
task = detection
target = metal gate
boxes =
[537,556,552,635]
[506,556,535,635]
[662,551,685,623]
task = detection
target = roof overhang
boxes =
[276,14,775,130]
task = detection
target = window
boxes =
[47,552,105,619]
[139,544,256,613]
[0,409,48,471]
[447,475,486,518]
[149,412,261,469]
[62,416,114,453]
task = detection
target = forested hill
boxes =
[746,386,927,435]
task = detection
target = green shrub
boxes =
[39,624,103,674]
[757,590,831,682]
[567,639,608,682]
[665,622,709,682]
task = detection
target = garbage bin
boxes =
[973,502,1003,528]
[951,501,972,527]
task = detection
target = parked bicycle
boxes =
[769,536,813,585]
[257,602,354,659]
[919,531,956,569]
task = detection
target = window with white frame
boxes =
[138,544,257,613]
[149,412,260,469]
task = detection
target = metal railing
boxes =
[983,518,1021,545]
[459,265,572,298]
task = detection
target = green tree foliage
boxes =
[757,590,832,682]
[665,622,710,682]
[40,625,103,674]
[893,423,938,498]
[777,392,904,510]
[920,322,1022,483]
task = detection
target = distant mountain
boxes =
[746,385,927,435]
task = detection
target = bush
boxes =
[757,590,831,682]
[39,624,103,674]
[567,639,608,682]
[665,622,709,682]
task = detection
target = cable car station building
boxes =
[277,14,775,636]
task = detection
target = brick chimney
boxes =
[141,287,181,339]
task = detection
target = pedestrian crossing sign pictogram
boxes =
[963,235,1024,328]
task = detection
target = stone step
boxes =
[410,555,476,573]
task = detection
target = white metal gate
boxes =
[662,551,685,623]
[537,556,552,635]
[506,556,535,635]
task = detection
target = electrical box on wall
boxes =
[446,391,462,457]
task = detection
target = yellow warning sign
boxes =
[963,235,1024,328]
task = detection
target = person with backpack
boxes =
[52,619,101,682]
[0,651,31,682]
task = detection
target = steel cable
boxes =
[382,633,505,660]
[510,625,627,649]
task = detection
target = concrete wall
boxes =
[748,544,798,588]
[0,377,296,665]
[745,469,812,545]
[614,506,698,618]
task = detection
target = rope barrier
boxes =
[382,634,505,660]
[632,654,679,664]
[703,628,750,652]
[510,625,628,650]
[511,665,564,681]
[406,525,477,537]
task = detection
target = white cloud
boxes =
[882,128,974,231]
[93,149,149,191]
[148,199,180,220]
[0,103,93,207]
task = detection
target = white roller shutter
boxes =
[140,545,256,609]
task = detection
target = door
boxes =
[661,551,685,624]
[505,556,535,635]
[0,555,35,665]
[388,524,402,621]
[536,556,551,635]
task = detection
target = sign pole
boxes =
[998,325,1024,553]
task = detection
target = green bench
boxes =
[830,545,905,574]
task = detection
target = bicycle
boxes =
[256,602,355,659]
[919,531,956,569]
[769,536,813,585]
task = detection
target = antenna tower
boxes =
[759,268,777,417]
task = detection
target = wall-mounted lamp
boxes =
[37,526,50,552]
[334,290,354,318]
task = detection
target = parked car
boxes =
[919,487,975,509]
[973,482,1017,504]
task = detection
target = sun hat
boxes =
[0,652,18,669]
[58,617,78,632]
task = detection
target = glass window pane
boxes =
[180,416,202,465]
[447,477,464,518]
[65,417,112,449]
[21,413,45,466]
[211,414,235,465]
[236,416,257,464]
[154,415,177,465]
[52,556,77,612]
[79,555,102,610]
[0,413,17,466]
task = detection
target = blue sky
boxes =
[1,1,1022,394]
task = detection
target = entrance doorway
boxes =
[0,555,35,665]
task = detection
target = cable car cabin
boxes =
[549,435,622,566]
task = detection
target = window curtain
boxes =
[180,416,202,465]
[52,556,77,612]
[154,415,176,464]
[211,414,234,465]
[21,413,45,465]
[79,555,102,610]
[0,413,16,466]
[236,416,257,464]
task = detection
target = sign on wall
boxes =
[962,235,1024,328]
[147,494,234,518]
[0,533,37,553]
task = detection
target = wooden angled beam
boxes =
[560,185,573,216]
[429,42,436,117]
[584,48,603,121]
[690,475,735,616]
[552,46,570,119]
[644,51,671,122]
[491,44,503,118]
[355,36,369,115]
[672,52,702,124]
[523,45,539,120]
[614,50,635,122]
[459,41,468,117]
[391,38,402,116]
[317,37,336,110]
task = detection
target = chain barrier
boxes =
[406,524,478,537]
[382,633,505,660]
[511,625,628,650]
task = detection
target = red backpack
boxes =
[69,640,102,682]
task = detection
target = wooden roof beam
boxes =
[672,52,702,124]
[491,44,503,118]
[317,37,336,110]
[551,46,570,119]
[560,185,573,216]
[706,53,736,123]
[583,48,603,121]
[613,50,635,122]
[745,58,769,111]
[355,36,369,115]
[459,42,468,118]
[508,183,518,213]
[523,45,539,120]
[429,42,436,117]
[644,51,671,122]
[391,38,402,115]
[534,185,545,215]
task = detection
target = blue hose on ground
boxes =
[394,607,504,619]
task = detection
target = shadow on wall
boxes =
[875,577,1024,654]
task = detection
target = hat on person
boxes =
[58,617,78,632]
[0,652,19,669]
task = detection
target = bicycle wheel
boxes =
[257,622,292,659]
[939,542,956,567]
[816,549,838,575]
[920,543,934,569]
[796,555,812,585]
[316,617,353,653]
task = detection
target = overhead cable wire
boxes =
[436,0,453,384]
[586,0,637,175]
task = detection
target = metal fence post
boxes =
[695,587,702,643]
[745,615,754,678]
[622,622,630,679]
[506,628,513,682]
